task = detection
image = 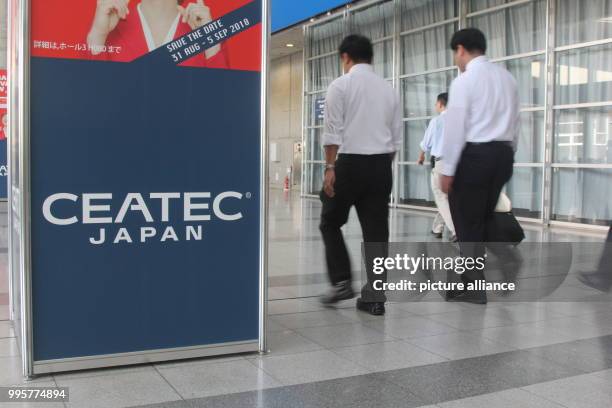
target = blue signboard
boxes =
[0,139,8,200]
[26,0,264,369]
[0,69,6,199]
[271,0,352,32]
[315,97,326,121]
[0,139,6,199]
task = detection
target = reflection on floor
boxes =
[267,190,608,302]
[0,191,611,408]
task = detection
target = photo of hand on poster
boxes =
[86,0,228,68]
[0,113,6,141]
[31,0,261,71]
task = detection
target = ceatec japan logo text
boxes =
[42,192,245,245]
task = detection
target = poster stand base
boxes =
[32,340,258,375]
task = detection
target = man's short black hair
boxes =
[437,92,448,107]
[338,35,374,64]
[450,28,487,54]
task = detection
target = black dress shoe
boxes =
[356,298,385,316]
[445,289,462,301]
[447,290,488,305]
[320,280,355,306]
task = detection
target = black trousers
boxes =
[319,153,393,303]
[449,142,515,282]
[599,226,612,268]
[594,226,612,284]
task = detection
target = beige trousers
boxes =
[430,163,455,236]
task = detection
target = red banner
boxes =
[0,69,6,140]
[31,0,261,71]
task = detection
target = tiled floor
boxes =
[0,192,611,407]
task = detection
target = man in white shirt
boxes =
[440,28,520,304]
[319,35,402,316]
[417,92,456,242]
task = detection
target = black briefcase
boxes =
[487,212,525,244]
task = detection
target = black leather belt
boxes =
[466,141,513,146]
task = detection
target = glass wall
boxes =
[468,0,547,218]
[552,0,612,225]
[398,0,458,206]
[303,17,344,195]
[303,0,612,226]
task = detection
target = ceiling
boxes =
[270,24,305,60]
[271,0,352,32]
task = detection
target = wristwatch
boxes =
[325,164,335,171]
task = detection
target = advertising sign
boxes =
[0,69,6,199]
[23,0,266,372]
[314,97,325,121]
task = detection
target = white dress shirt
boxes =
[420,111,446,158]
[440,56,520,176]
[323,64,402,155]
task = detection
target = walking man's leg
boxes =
[578,226,612,292]
[319,173,355,305]
[431,165,456,239]
[354,156,392,315]
[431,212,445,237]
[447,148,490,304]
